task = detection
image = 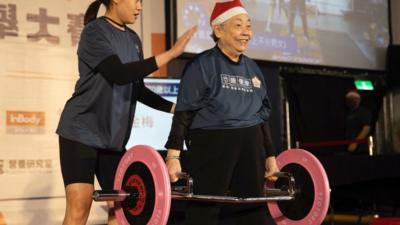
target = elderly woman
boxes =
[164,0,279,224]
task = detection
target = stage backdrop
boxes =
[0,0,166,224]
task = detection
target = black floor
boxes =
[166,201,399,225]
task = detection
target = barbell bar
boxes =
[93,145,331,225]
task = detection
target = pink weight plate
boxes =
[114,145,171,225]
[267,149,330,225]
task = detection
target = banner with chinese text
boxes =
[0,0,142,224]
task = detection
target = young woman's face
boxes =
[115,0,142,24]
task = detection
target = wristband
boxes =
[165,156,180,161]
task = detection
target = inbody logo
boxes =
[6,111,45,134]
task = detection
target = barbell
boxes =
[92,145,330,225]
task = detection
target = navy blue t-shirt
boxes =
[56,18,142,151]
[345,106,372,139]
[176,46,271,129]
[345,106,372,154]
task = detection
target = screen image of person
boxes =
[177,0,389,70]
[165,1,279,224]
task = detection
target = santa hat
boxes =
[346,89,360,98]
[210,0,248,26]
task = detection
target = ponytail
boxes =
[84,0,102,25]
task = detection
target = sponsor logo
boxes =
[0,159,53,175]
[6,111,45,134]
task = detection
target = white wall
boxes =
[141,0,165,58]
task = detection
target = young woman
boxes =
[56,0,196,224]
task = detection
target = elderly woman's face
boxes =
[215,14,252,54]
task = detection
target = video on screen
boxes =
[177,0,389,70]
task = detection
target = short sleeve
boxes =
[77,23,115,70]
[176,60,209,111]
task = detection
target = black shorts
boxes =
[59,136,125,190]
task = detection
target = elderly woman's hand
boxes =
[165,149,182,183]
[265,156,280,182]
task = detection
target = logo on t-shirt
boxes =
[252,76,261,88]
[221,74,253,92]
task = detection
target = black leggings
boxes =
[59,136,124,190]
[184,125,268,225]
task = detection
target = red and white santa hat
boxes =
[210,0,248,26]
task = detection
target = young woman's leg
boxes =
[96,149,125,225]
[59,136,98,225]
[63,183,94,225]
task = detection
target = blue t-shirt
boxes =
[345,106,372,154]
[56,18,142,151]
[345,106,372,139]
[176,46,271,129]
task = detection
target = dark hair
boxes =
[84,0,111,25]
